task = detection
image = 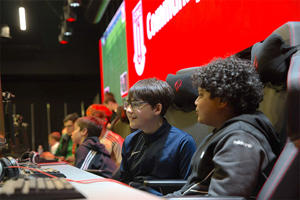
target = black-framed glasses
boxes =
[123,99,147,111]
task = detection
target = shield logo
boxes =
[132,0,147,76]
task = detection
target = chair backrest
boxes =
[165,68,212,146]
[256,22,300,200]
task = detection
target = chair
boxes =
[144,22,300,200]
[256,21,300,200]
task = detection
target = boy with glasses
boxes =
[117,78,196,195]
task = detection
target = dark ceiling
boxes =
[0,0,122,93]
[0,0,122,77]
[0,0,122,148]
[0,0,123,139]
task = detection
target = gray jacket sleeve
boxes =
[208,131,266,197]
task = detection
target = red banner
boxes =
[124,0,300,87]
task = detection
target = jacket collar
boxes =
[140,118,171,144]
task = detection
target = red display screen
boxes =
[124,0,300,88]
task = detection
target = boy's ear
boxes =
[217,98,228,109]
[153,103,163,115]
[81,128,88,137]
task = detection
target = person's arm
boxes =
[117,141,131,183]
[112,142,122,168]
[74,145,88,169]
[178,135,197,179]
[208,132,264,196]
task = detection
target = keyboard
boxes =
[0,177,86,199]
[22,167,66,178]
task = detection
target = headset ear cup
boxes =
[6,157,20,178]
[29,151,40,164]
[0,160,4,181]
[0,157,19,180]
[0,157,14,179]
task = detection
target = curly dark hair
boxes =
[192,56,263,114]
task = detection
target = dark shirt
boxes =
[119,119,196,194]
[75,136,117,178]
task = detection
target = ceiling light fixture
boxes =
[58,21,72,44]
[19,6,26,31]
[58,33,69,44]
[64,5,77,22]
[68,0,81,8]
[0,25,12,39]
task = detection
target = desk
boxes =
[41,163,163,200]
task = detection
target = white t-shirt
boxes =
[50,142,60,154]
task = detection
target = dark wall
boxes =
[0,0,122,154]
[1,24,101,153]
[2,75,99,152]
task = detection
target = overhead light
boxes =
[64,31,72,36]
[0,25,12,39]
[63,21,73,36]
[58,33,69,44]
[19,7,27,31]
[64,5,77,22]
[58,21,72,44]
[68,0,81,8]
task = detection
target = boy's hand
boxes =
[65,155,75,165]
[40,151,55,160]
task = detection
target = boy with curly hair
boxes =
[168,56,280,198]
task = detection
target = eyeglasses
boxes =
[123,100,147,111]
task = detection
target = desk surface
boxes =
[41,163,163,200]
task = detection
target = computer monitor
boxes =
[99,1,128,104]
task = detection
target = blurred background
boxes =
[0,0,122,154]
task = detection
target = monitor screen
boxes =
[124,0,300,88]
[99,1,128,103]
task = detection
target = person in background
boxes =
[55,113,79,162]
[109,105,132,139]
[48,131,61,155]
[61,127,67,136]
[118,78,197,195]
[103,92,132,139]
[103,92,119,124]
[167,56,280,198]
[86,104,124,168]
[72,116,116,178]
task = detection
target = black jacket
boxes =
[170,111,281,198]
[118,119,196,195]
[75,136,117,178]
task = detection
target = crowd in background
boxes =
[40,92,130,177]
